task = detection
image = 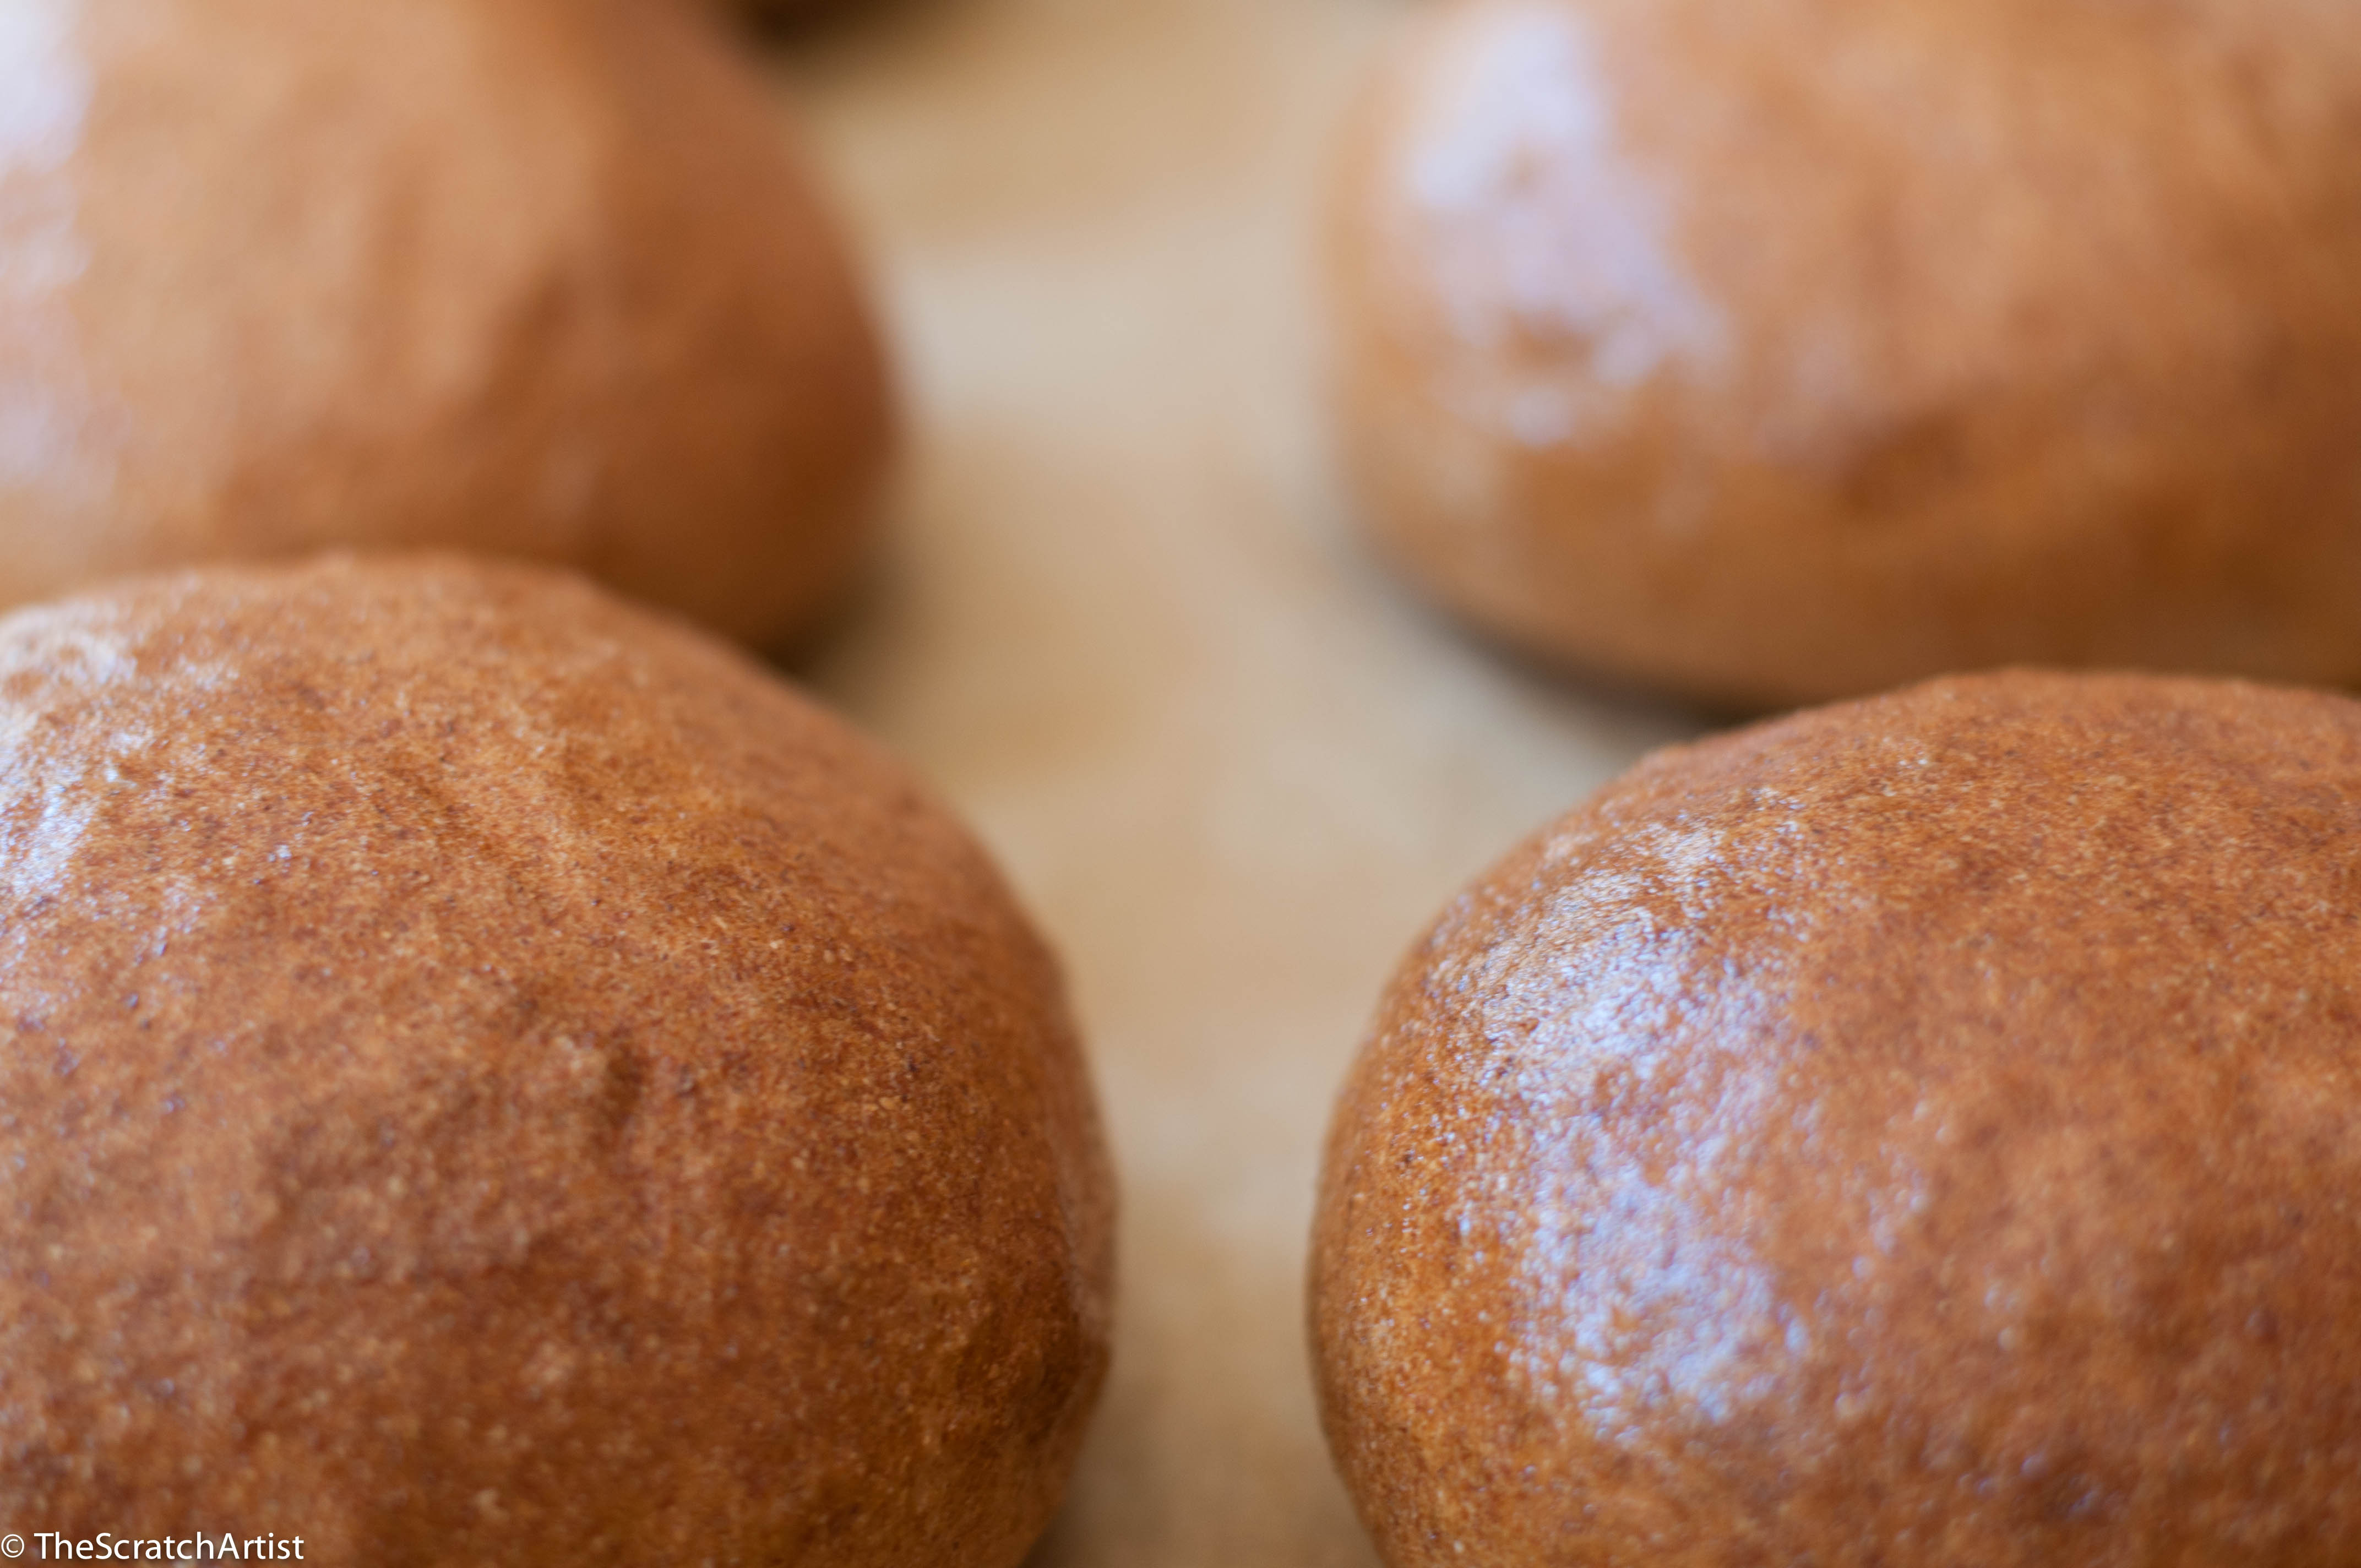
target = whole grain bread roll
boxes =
[0,0,890,647]
[0,556,1109,1566]
[1315,669,2361,1565]
[1330,0,2361,709]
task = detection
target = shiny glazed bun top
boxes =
[1315,671,2361,1566]
[0,0,891,646]
[0,558,1109,1567]
[1332,0,2361,707]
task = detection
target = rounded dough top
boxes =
[1317,669,2361,1566]
[0,0,891,645]
[0,556,1109,1566]
[1332,0,2361,705]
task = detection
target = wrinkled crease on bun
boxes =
[0,0,891,647]
[1330,0,2361,709]
[0,556,1109,1567]
[1316,669,2361,1566]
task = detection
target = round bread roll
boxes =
[0,557,1110,1565]
[1314,670,2361,1565]
[1331,0,2361,709]
[0,0,890,647]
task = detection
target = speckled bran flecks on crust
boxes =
[0,554,1109,1568]
[1316,668,2361,1567]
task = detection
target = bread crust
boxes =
[0,556,1108,1566]
[0,0,893,647]
[1315,669,2361,1566]
[1330,0,2361,708]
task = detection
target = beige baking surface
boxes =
[765,1,1706,1561]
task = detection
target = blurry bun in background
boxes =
[0,557,1110,1566]
[1314,669,2361,1565]
[1330,0,2361,709]
[0,0,891,647]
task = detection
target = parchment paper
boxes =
[768,3,1706,1559]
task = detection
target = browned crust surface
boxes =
[0,0,893,647]
[0,556,1108,1566]
[1330,0,2361,708]
[1316,669,2361,1565]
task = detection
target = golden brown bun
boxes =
[1330,0,2361,710]
[0,557,1110,1565]
[1314,670,2361,1566]
[0,0,891,648]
